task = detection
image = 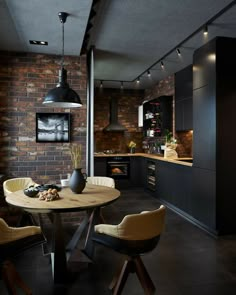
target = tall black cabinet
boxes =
[193,36,236,235]
[175,65,193,131]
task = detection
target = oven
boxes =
[107,156,130,179]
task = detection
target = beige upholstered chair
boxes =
[3,178,36,197]
[0,218,46,295]
[86,176,115,188]
[87,177,115,223]
[3,178,38,225]
[93,205,166,295]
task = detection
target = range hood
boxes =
[103,97,127,132]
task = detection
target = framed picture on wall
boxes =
[36,113,71,143]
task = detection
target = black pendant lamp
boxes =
[43,12,82,108]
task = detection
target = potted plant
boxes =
[128,141,136,153]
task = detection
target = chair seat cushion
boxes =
[93,233,160,256]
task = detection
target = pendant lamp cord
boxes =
[61,21,64,69]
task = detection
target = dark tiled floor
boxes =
[1,187,236,295]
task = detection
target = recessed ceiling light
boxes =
[29,40,48,45]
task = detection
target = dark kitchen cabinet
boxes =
[175,98,193,131]
[192,36,236,234]
[193,85,216,170]
[175,65,193,131]
[143,96,173,138]
[155,160,192,215]
[155,160,174,204]
[191,168,216,232]
[130,156,145,187]
[94,157,107,176]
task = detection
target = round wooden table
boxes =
[6,183,120,284]
[6,183,120,213]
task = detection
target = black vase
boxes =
[130,147,136,154]
[69,168,87,194]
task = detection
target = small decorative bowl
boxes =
[37,184,61,192]
[23,186,39,198]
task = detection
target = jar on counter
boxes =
[149,129,154,137]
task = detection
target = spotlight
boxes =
[120,81,124,89]
[100,80,103,88]
[204,25,208,35]
[176,48,181,56]
[147,70,151,77]
[137,77,140,83]
[160,61,164,69]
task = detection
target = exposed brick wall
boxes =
[94,88,144,153]
[0,51,87,184]
[175,130,193,157]
[145,75,175,100]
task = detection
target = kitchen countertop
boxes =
[94,152,193,167]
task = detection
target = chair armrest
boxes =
[94,224,119,238]
[0,218,42,244]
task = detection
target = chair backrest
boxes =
[117,205,166,240]
[87,176,115,188]
[95,205,166,241]
[3,177,36,197]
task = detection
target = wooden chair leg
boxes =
[134,256,155,295]
[111,259,132,295]
[109,259,126,290]
[1,260,32,295]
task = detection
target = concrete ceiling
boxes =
[0,0,236,90]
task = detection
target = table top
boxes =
[6,184,120,213]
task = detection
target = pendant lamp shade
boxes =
[43,12,82,108]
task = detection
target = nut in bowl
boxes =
[38,188,60,202]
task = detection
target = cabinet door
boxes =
[193,39,216,90]
[94,158,107,176]
[191,167,216,232]
[175,64,193,100]
[175,97,193,131]
[175,100,183,131]
[130,157,144,187]
[156,161,192,214]
[193,85,216,170]
[170,164,192,214]
[160,96,173,133]
[156,161,174,204]
[183,97,193,130]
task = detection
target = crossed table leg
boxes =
[48,208,100,284]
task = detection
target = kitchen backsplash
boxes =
[175,130,193,157]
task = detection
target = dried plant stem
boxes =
[70,144,82,169]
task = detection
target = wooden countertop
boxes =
[94,152,193,167]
